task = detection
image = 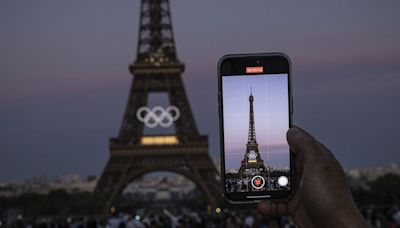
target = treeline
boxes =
[1,173,399,217]
[0,190,207,217]
[352,173,400,206]
[0,189,96,217]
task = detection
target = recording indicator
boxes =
[245,66,264,74]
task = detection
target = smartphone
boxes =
[218,53,293,203]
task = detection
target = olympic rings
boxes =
[136,106,180,128]
[248,153,257,159]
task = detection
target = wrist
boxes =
[337,206,368,228]
[320,203,368,228]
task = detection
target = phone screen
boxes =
[219,54,292,201]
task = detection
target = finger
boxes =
[291,149,303,200]
[297,128,347,179]
[316,142,343,172]
[287,126,331,166]
[286,128,304,187]
[284,128,303,213]
[287,126,318,153]
[293,201,314,228]
[316,142,351,193]
[258,201,289,217]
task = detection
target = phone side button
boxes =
[290,96,294,114]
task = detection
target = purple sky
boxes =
[0,1,400,181]
[223,74,289,170]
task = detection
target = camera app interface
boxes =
[223,73,290,193]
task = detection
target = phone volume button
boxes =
[290,96,294,114]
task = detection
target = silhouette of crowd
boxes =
[4,204,400,228]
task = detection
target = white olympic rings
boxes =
[136,106,180,128]
[248,153,257,159]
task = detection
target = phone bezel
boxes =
[217,53,294,203]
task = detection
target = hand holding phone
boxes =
[218,53,293,202]
[258,127,369,227]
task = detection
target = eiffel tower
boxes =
[93,0,221,213]
[238,90,266,176]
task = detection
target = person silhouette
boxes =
[258,126,368,227]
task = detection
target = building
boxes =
[238,90,267,177]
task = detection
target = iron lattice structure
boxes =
[238,91,266,176]
[93,0,221,213]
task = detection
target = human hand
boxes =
[258,126,368,227]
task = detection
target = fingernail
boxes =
[287,127,301,138]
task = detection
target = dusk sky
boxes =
[223,74,289,170]
[1,1,399,181]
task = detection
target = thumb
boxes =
[287,126,325,166]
